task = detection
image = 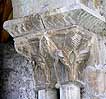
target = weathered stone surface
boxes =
[3,0,106,99]
[11,0,78,18]
[60,83,80,99]
[11,0,37,18]
[41,6,105,33]
[87,34,106,66]
[4,11,103,88]
[11,0,104,19]
[82,65,106,99]
[0,42,36,99]
[4,7,106,41]
[38,89,57,99]
[4,26,94,89]
[4,14,44,38]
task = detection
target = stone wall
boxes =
[82,65,106,99]
[0,42,36,99]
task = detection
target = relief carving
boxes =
[9,25,94,87]
[42,11,76,30]
[47,27,93,82]
[32,53,51,87]
[4,14,44,37]
[14,37,53,89]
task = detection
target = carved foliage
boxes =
[14,27,93,86]
[14,36,55,89]
[49,28,92,81]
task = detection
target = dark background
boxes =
[0,0,13,43]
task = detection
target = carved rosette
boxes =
[4,12,95,89]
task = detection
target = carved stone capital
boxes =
[4,14,44,38]
[4,12,96,89]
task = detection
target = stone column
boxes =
[60,83,80,99]
[38,89,57,99]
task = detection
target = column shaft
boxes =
[60,83,80,99]
[38,89,57,99]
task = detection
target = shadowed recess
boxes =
[0,0,13,43]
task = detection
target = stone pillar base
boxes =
[38,88,57,99]
[60,83,80,99]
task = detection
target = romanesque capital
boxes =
[4,11,95,88]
